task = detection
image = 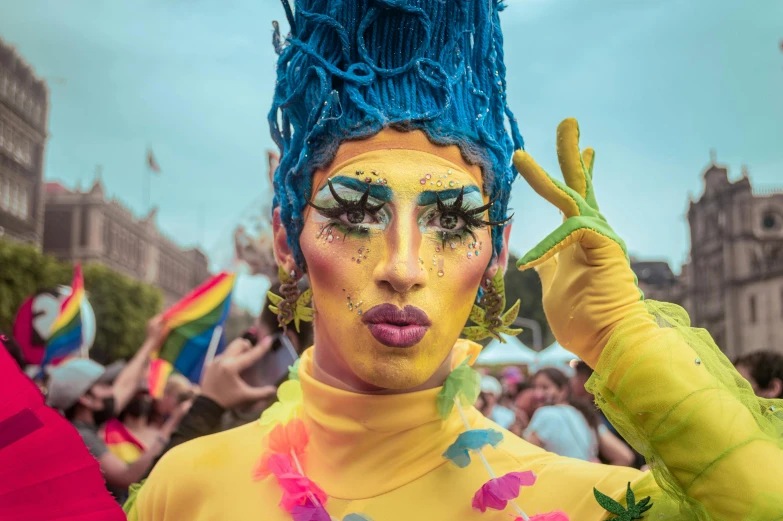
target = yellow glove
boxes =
[513,118,655,367]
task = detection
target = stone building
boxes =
[42,178,210,306]
[633,161,783,359]
[0,38,48,247]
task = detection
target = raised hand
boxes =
[512,118,648,366]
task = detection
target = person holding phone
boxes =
[143,335,279,480]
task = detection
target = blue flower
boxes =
[443,429,504,468]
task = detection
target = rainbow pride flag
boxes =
[159,272,235,383]
[148,358,173,399]
[104,419,144,463]
[42,265,85,367]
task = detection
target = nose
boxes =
[374,214,428,294]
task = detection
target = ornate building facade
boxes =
[42,178,210,306]
[0,38,48,247]
[633,162,783,359]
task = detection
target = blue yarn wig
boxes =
[269,0,524,270]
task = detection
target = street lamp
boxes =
[512,317,543,352]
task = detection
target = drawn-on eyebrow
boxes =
[316,175,393,202]
[417,185,481,206]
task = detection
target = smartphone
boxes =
[240,334,298,388]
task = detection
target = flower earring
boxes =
[461,269,522,343]
[267,266,314,333]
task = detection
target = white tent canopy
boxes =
[476,336,579,374]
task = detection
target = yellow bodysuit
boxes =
[128,306,783,520]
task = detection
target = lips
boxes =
[361,304,431,348]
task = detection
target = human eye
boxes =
[308,179,387,235]
[421,187,509,244]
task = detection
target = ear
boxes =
[481,223,514,287]
[272,206,298,275]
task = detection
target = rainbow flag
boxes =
[159,272,235,383]
[148,358,173,399]
[42,265,84,367]
[104,419,144,463]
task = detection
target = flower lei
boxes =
[254,354,651,520]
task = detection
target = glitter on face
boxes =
[420,178,426,185]
[467,252,473,259]
[425,173,432,180]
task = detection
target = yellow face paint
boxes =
[300,136,492,390]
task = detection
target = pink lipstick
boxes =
[361,304,431,348]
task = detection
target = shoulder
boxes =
[139,422,265,505]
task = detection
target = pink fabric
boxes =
[472,471,537,512]
[526,512,571,521]
[0,345,125,520]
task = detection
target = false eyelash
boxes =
[435,187,512,229]
[307,178,386,219]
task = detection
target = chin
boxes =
[347,341,447,390]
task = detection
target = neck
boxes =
[311,340,454,395]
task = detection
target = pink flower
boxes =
[472,471,537,512]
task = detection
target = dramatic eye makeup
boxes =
[308,177,391,236]
[419,186,510,245]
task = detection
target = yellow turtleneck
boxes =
[129,346,649,520]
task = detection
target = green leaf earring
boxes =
[267,266,314,333]
[461,269,522,343]
[593,483,653,521]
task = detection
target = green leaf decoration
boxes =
[593,483,653,521]
[501,300,521,327]
[468,304,486,325]
[288,358,301,381]
[267,291,284,306]
[489,269,507,310]
[436,360,481,419]
[461,269,523,342]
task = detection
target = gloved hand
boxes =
[512,118,655,367]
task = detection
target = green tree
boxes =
[0,238,162,364]
[83,264,162,364]
[0,239,71,332]
[503,254,554,350]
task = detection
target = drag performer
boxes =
[128,1,783,519]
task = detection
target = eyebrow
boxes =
[417,185,480,206]
[319,175,393,202]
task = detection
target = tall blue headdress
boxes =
[270,0,524,269]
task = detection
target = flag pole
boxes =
[204,325,224,368]
[144,149,151,212]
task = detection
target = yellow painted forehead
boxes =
[311,129,484,195]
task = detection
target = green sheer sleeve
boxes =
[587,300,783,520]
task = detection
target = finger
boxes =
[581,148,595,181]
[243,384,278,402]
[516,215,622,271]
[235,335,274,371]
[556,118,587,199]
[222,337,253,359]
[513,150,581,218]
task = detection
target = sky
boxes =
[1,0,781,313]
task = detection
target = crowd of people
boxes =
[474,352,783,471]
[1,299,781,505]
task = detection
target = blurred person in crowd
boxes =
[734,350,783,399]
[142,335,277,480]
[150,372,195,428]
[480,375,516,429]
[500,365,523,395]
[513,380,536,426]
[46,316,170,492]
[571,361,644,468]
[103,388,190,502]
[525,367,634,466]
